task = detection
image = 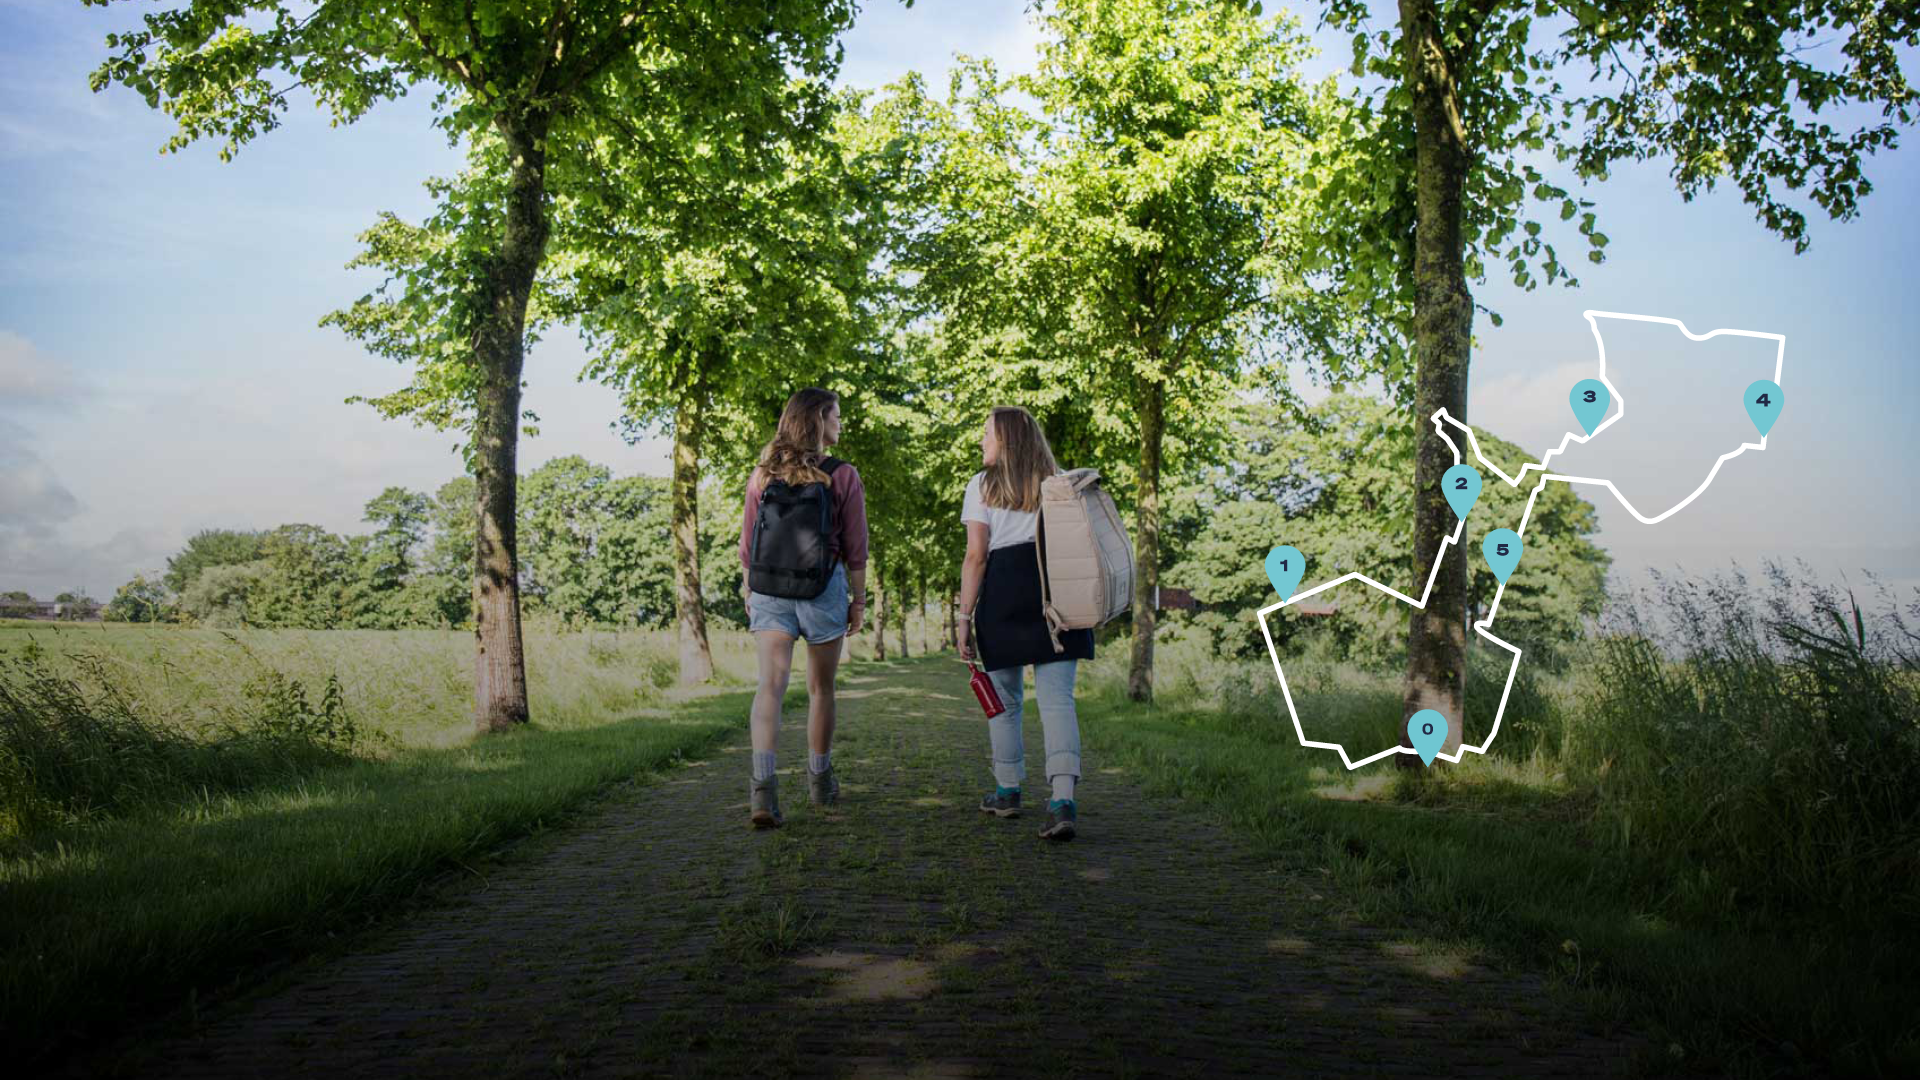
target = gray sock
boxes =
[1050,773,1076,802]
[809,750,832,775]
[752,750,777,782]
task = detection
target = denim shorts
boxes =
[746,562,849,643]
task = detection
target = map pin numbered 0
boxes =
[1443,464,1482,521]
[1264,546,1305,602]
[1570,379,1611,435]
[1482,529,1523,583]
[1745,379,1783,437]
[1408,710,1448,766]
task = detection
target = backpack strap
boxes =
[1035,505,1066,654]
[817,455,844,480]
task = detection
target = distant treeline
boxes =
[98,457,746,632]
[92,394,1611,665]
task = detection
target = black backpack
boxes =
[747,456,844,600]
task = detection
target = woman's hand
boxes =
[957,614,974,662]
[848,598,865,636]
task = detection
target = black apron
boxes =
[975,540,1095,672]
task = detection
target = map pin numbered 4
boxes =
[1745,380,1783,437]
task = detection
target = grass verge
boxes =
[6,684,752,1066]
[1077,680,1920,1077]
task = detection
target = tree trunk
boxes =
[945,588,957,651]
[1398,0,1471,763]
[894,561,909,659]
[671,365,714,684]
[472,109,552,734]
[916,567,928,653]
[871,553,887,661]
[1127,375,1164,702]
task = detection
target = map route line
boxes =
[1255,417,1523,769]
[1254,309,1785,769]
[1451,307,1781,522]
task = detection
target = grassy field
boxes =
[1,622,770,1063]
[1077,586,1920,1078]
[6,579,1915,1075]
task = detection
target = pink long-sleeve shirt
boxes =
[738,461,869,573]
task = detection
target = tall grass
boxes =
[0,643,368,841]
[0,622,758,746]
[1570,566,1920,922]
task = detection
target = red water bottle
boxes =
[968,661,1005,718]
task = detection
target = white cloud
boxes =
[0,330,89,409]
[0,441,81,530]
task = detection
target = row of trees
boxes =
[92,396,1610,682]
[92,0,1913,733]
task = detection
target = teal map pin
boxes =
[1744,379,1783,437]
[1264,546,1305,602]
[1442,464,1482,521]
[1408,709,1448,766]
[1482,529,1523,583]
[1569,379,1611,435]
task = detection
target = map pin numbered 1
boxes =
[1482,529,1523,583]
[1264,546,1305,602]
[1569,379,1611,435]
[1442,464,1482,521]
[1408,709,1448,766]
[1745,379,1783,437]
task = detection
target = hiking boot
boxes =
[808,766,840,807]
[1039,799,1077,841]
[979,787,1022,818]
[750,775,783,829]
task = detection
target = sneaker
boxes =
[979,787,1022,818]
[809,766,840,807]
[750,775,783,829]
[1039,799,1077,841]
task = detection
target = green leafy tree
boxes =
[178,560,269,627]
[876,0,1385,698]
[1318,0,1915,757]
[517,457,675,627]
[417,476,479,627]
[362,487,431,590]
[104,575,175,623]
[247,524,352,628]
[90,0,860,731]
[1168,393,1607,665]
[162,529,266,593]
[551,85,894,679]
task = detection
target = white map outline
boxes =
[1255,310,1785,770]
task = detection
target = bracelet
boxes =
[957,611,973,621]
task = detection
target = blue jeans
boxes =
[986,660,1081,789]
[746,562,849,643]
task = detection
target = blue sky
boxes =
[2,0,1915,601]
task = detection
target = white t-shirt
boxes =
[961,471,1038,550]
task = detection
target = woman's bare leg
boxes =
[752,630,797,753]
[805,635,844,754]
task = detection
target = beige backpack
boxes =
[1035,469,1134,652]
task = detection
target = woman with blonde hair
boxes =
[957,406,1093,841]
[737,388,868,828]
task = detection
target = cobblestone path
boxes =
[125,657,1634,1078]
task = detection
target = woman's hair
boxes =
[756,388,840,487]
[980,405,1060,512]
